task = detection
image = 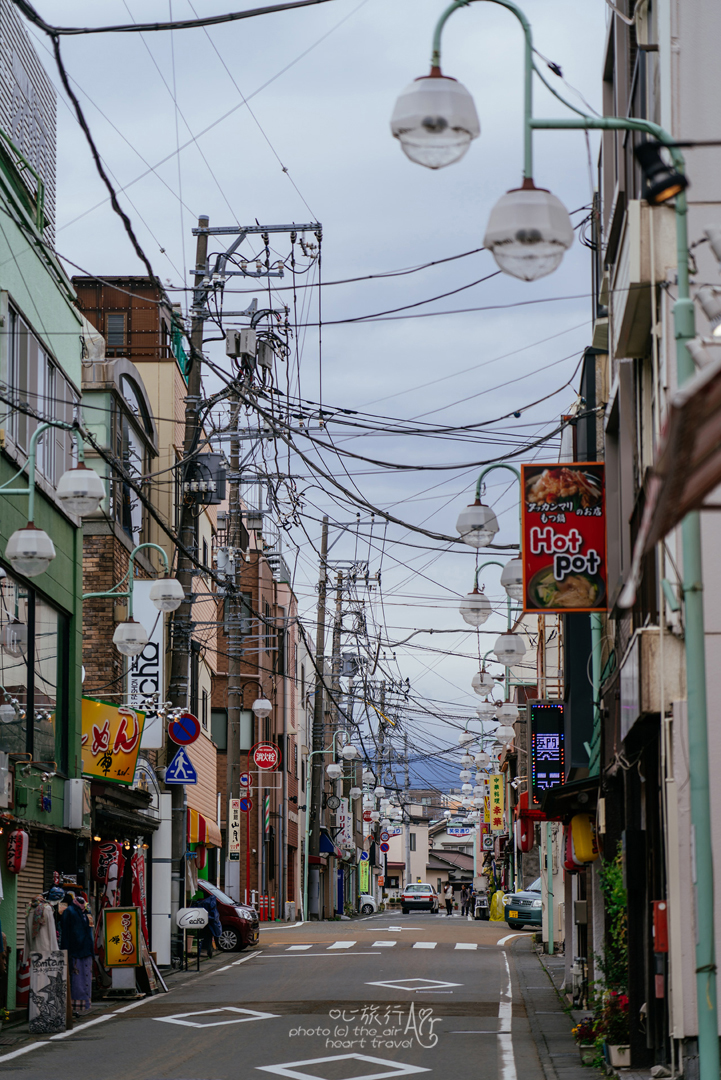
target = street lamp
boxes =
[458,730,475,745]
[362,768,375,785]
[149,577,185,612]
[341,743,359,760]
[500,557,524,601]
[373,785,386,798]
[5,526,55,579]
[326,762,342,780]
[455,501,499,547]
[390,72,480,168]
[471,669,496,695]
[483,181,573,281]
[497,701,519,723]
[459,586,492,626]
[252,697,272,718]
[113,619,149,658]
[55,462,106,516]
[476,700,496,720]
[349,786,362,800]
[493,631,526,667]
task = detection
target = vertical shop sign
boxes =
[530,701,566,806]
[130,851,149,945]
[130,580,164,749]
[104,907,140,967]
[484,795,490,824]
[521,463,607,613]
[359,858,370,894]
[228,799,241,861]
[337,798,352,848]
[489,774,505,833]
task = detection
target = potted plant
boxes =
[600,991,630,1067]
[571,1017,597,1064]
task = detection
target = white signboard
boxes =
[228,798,241,861]
[176,907,208,929]
[336,797,352,848]
[130,580,165,749]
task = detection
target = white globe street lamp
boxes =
[501,557,524,601]
[362,769,375,785]
[56,464,106,516]
[341,743,359,760]
[471,669,496,696]
[483,182,574,281]
[458,731,475,745]
[461,783,473,794]
[374,785,386,799]
[149,577,185,612]
[497,701,520,723]
[370,810,380,822]
[475,751,491,768]
[476,700,497,720]
[113,618,149,657]
[390,73,480,169]
[493,632,526,667]
[349,787,362,800]
[459,588,492,626]
[252,697,272,718]
[326,762,342,780]
[496,724,516,743]
[455,501,499,547]
[5,525,56,577]
[459,770,471,782]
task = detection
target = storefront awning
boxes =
[319,828,342,858]
[621,351,721,607]
[187,808,222,848]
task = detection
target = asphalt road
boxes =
[0,914,569,1080]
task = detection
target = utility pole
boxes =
[167,214,209,961]
[331,572,343,727]
[404,732,411,888]
[308,517,329,920]
[225,392,242,899]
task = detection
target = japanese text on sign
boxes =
[521,463,607,613]
[81,698,145,785]
[530,702,566,806]
[228,798,241,861]
[104,906,140,966]
[489,774,505,833]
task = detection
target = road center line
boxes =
[498,949,518,1080]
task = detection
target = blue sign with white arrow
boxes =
[165,747,198,785]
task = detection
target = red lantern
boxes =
[6,829,29,874]
[195,846,207,871]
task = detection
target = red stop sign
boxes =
[363,810,373,822]
[251,742,280,771]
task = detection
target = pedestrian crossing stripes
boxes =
[276,939,489,955]
[412,942,436,949]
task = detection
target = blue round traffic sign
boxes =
[168,712,201,746]
[359,851,369,862]
[240,796,253,813]
[380,842,390,853]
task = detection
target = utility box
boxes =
[225,328,257,359]
[285,901,296,923]
[574,900,588,925]
[64,778,86,829]
[257,341,274,369]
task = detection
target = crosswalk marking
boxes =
[455,943,478,950]
[371,941,396,947]
[412,941,437,949]
[286,945,312,951]
[327,941,356,950]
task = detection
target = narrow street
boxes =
[0,916,588,1080]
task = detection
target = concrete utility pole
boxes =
[167,214,209,960]
[308,517,329,919]
[331,572,343,727]
[404,733,411,887]
[225,392,242,899]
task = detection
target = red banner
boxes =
[521,463,607,613]
[130,851,149,946]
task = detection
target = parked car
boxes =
[400,883,440,914]
[504,876,543,929]
[359,894,377,915]
[198,880,260,951]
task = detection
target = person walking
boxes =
[444,883,454,916]
[191,890,222,958]
[460,884,469,917]
[59,892,94,1017]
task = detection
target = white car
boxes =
[359,894,377,915]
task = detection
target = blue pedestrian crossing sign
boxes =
[165,747,198,784]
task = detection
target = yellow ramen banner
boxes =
[81,697,145,785]
[489,774,505,833]
[104,907,140,967]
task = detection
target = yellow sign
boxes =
[484,795,490,824]
[489,774,505,833]
[81,698,145,785]
[104,906,140,967]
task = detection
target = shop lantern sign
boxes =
[489,774,505,833]
[521,463,607,613]
[104,906,140,967]
[6,828,28,873]
[530,701,566,807]
[81,698,146,785]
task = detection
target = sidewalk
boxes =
[510,935,603,1080]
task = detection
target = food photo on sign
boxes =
[521,463,607,613]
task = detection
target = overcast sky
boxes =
[27,0,607,786]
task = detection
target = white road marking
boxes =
[367,977,461,991]
[256,1052,431,1078]
[498,950,518,1080]
[327,940,356,949]
[496,932,526,946]
[287,944,312,951]
[449,1030,499,1034]
[371,941,396,947]
[412,941,436,949]
[50,1014,114,1039]
[455,943,478,950]
[384,926,425,932]
[233,950,262,964]
[0,1042,46,1065]
[154,1006,278,1028]
[257,952,377,957]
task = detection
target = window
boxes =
[201,688,208,730]
[294,741,298,779]
[300,664,305,704]
[211,707,227,749]
[6,306,76,479]
[106,313,126,348]
[409,833,416,852]
[112,398,147,542]
[0,570,68,768]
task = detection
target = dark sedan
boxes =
[504,876,543,929]
[199,880,260,951]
